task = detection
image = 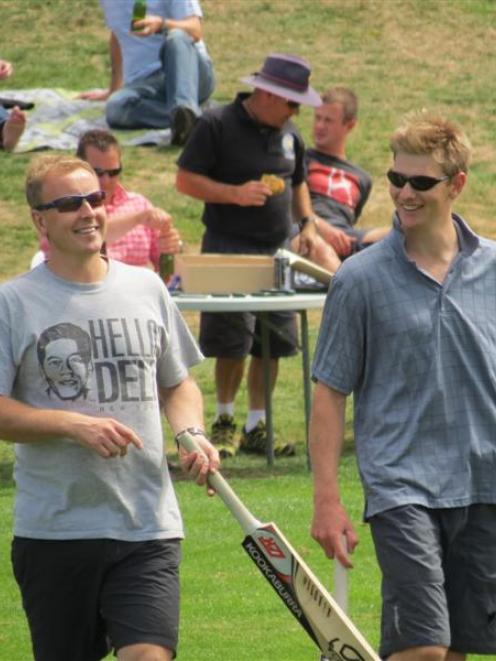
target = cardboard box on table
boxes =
[174,254,275,294]
[173,251,333,294]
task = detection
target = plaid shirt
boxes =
[105,184,161,271]
[39,183,161,271]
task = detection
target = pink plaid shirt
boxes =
[105,184,161,271]
[39,183,161,271]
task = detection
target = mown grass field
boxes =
[0,0,495,658]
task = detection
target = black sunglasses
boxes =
[93,166,122,178]
[386,169,449,192]
[285,99,300,110]
[35,190,106,213]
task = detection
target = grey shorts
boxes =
[370,504,496,658]
[199,309,298,359]
[12,537,181,661]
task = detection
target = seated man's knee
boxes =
[105,89,137,129]
[160,28,194,61]
[163,27,192,47]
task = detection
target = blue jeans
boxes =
[106,29,215,129]
[0,105,9,123]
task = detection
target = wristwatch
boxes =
[174,426,206,449]
[298,215,317,232]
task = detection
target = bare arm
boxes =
[292,182,318,255]
[159,376,220,489]
[134,14,202,41]
[309,382,358,567]
[316,218,355,257]
[176,167,272,207]
[0,395,143,458]
[105,206,174,243]
[78,32,123,101]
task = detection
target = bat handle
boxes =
[334,558,348,613]
[318,560,348,661]
[175,430,262,536]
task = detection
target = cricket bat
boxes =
[177,431,380,661]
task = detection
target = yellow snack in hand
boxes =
[261,173,285,195]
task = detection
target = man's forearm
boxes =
[292,181,314,221]
[163,15,202,41]
[0,395,77,442]
[159,376,205,436]
[109,32,123,93]
[309,382,347,505]
[176,169,240,205]
[105,209,145,242]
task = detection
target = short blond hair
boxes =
[390,110,472,176]
[25,154,96,209]
[321,87,358,123]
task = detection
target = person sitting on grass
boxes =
[0,59,26,152]
[80,0,215,147]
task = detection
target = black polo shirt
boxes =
[177,92,306,249]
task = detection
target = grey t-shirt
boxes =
[0,260,203,540]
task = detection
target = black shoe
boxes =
[171,106,197,146]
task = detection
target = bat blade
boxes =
[242,522,379,661]
[175,431,379,661]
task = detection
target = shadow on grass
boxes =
[169,436,358,482]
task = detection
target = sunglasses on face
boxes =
[93,166,122,178]
[285,99,300,110]
[35,190,106,213]
[386,169,450,191]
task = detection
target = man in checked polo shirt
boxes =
[310,111,496,660]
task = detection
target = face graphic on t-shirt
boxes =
[37,324,93,401]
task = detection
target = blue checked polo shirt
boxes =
[313,214,496,519]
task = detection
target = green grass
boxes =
[0,0,495,658]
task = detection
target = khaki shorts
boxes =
[370,504,496,658]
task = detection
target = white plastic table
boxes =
[173,291,326,466]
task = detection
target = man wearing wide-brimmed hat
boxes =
[176,53,324,459]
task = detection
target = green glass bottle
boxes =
[159,253,174,284]
[130,0,147,31]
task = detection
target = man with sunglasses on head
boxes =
[38,129,182,272]
[176,53,322,459]
[310,111,496,660]
[0,153,219,661]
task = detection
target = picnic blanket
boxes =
[0,88,172,153]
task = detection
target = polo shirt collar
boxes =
[390,211,479,257]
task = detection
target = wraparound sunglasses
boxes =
[34,190,106,213]
[386,169,449,191]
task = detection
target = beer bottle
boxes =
[130,0,147,31]
[159,253,174,284]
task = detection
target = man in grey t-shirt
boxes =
[310,113,496,659]
[0,154,219,661]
